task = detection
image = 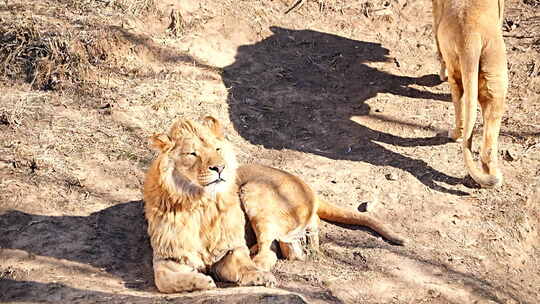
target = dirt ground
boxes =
[1,0,539,303]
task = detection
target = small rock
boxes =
[427,289,441,298]
[116,98,130,109]
[463,175,480,188]
[385,172,398,181]
[357,201,369,212]
[503,149,518,161]
[98,103,112,110]
[244,98,257,105]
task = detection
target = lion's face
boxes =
[151,116,238,196]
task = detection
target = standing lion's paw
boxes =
[239,270,277,288]
[448,128,463,142]
[439,66,448,82]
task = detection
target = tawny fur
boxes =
[143,117,275,293]
[432,0,508,187]
[237,164,407,271]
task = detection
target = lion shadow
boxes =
[0,201,155,291]
[0,279,308,304]
[223,26,467,195]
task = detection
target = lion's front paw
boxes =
[239,270,277,288]
[190,274,217,291]
[154,266,217,293]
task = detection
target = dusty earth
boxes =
[1,0,539,303]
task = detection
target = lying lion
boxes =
[143,116,405,292]
[432,0,508,187]
[143,117,275,293]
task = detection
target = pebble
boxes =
[385,172,398,181]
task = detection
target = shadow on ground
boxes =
[0,201,154,290]
[322,233,533,304]
[0,201,532,303]
[222,26,468,195]
[0,279,307,304]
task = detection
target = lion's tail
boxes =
[316,198,406,246]
[460,36,501,188]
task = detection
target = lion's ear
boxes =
[202,116,224,139]
[149,133,173,152]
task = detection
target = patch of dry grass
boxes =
[0,17,86,90]
[112,0,157,15]
[0,0,164,91]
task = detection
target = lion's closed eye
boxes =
[180,151,197,157]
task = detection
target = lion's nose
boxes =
[209,165,225,174]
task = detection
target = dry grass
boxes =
[0,17,85,90]
[166,9,186,37]
[0,0,457,96]
[112,0,157,15]
[524,0,540,7]
[0,0,162,91]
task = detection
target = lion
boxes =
[432,0,508,188]
[143,116,275,293]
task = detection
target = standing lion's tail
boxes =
[460,36,501,188]
[316,198,406,246]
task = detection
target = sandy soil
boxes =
[1,0,539,303]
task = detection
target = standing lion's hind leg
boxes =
[432,0,447,82]
[448,72,465,142]
[437,47,448,82]
[478,78,506,187]
[153,259,216,293]
[435,35,447,81]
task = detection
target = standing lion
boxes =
[432,0,508,187]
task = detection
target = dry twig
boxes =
[284,0,305,15]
